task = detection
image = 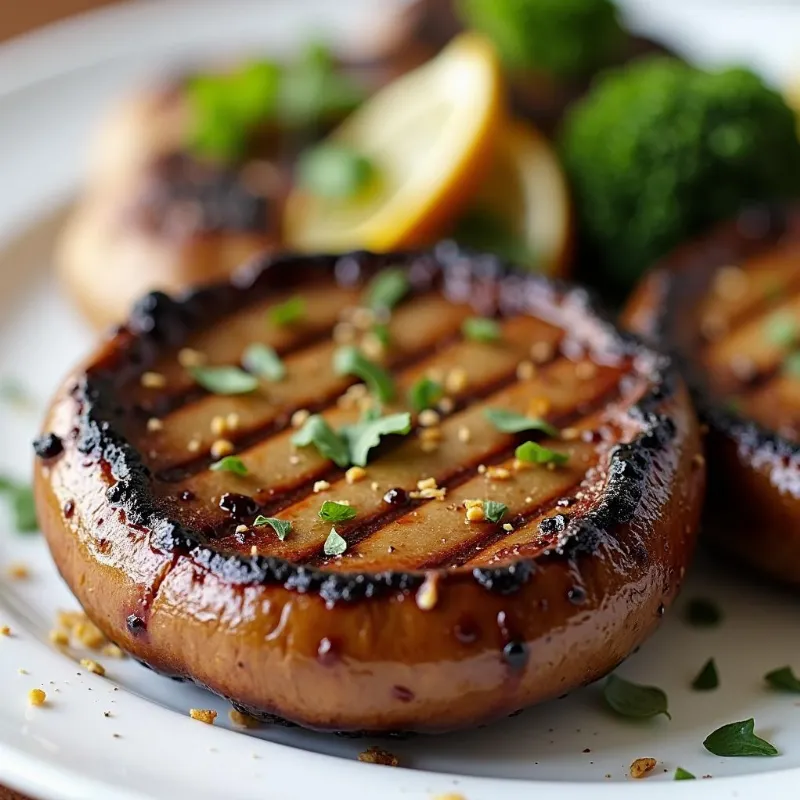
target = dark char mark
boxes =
[49,245,680,604]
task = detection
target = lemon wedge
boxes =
[455,120,573,277]
[284,33,504,252]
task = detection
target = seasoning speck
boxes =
[358,746,399,767]
[313,480,331,493]
[80,658,106,676]
[146,418,163,432]
[189,708,217,724]
[630,758,657,779]
[416,573,439,611]
[140,371,166,389]
[28,688,46,706]
[346,466,367,484]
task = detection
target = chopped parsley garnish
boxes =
[364,268,410,313]
[318,501,357,523]
[342,411,412,467]
[764,311,798,348]
[783,351,800,379]
[323,527,347,556]
[674,767,695,781]
[452,207,537,267]
[409,376,444,412]
[462,316,502,343]
[484,407,558,437]
[188,60,281,160]
[291,414,350,468]
[0,478,37,533]
[764,665,800,693]
[253,515,292,541]
[371,323,391,347]
[515,440,569,466]
[242,343,285,381]
[692,658,719,691]
[483,500,507,523]
[334,346,395,403]
[210,456,248,476]
[603,674,670,719]
[684,597,722,627]
[269,296,306,327]
[298,143,377,200]
[703,719,777,757]
[189,365,259,395]
[279,42,364,129]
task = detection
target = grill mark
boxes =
[155,327,466,482]
[306,378,625,568]
[206,355,567,543]
[696,262,800,350]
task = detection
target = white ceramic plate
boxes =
[1,2,800,799]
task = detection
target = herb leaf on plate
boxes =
[515,440,568,466]
[603,674,670,719]
[324,527,347,556]
[342,412,412,467]
[242,343,285,381]
[291,414,350,468]
[364,268,410,312]
[462,316,501,343]
[210,456,249,477]
[253,515,292,541]
[409,376,444,412]
[0,478,38,533]
[765,666,800,693]
[674,767,695,780]
[298,143,377,200]
[334,346,395,403]
[190,366,259,395]
[483,500,507,523]
[318,501,357,523]
[484,407,558,437]
[692,658,719,691]
[703,718,778,757]
[269,296,306,327]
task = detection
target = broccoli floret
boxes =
[458,0,625,80]
[560,57,800,288]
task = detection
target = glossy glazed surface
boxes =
[624,206,800,584]
[35,246,704,732]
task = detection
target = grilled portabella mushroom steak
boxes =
[35,247,704,732]
[624,206,800,585]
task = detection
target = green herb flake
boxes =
[189,366,259,395]
[684,597,723,627]
[484,407,559,437]
[318,500,357,523]
[242,343,285,381]
[409,377,444,413]
[279,42,364,129]
[603,674,670,719]
[187,60,282,161]
[703,718,778,757]
[371,323,391,348]
[515,440,569,466]
[291,414,350,468]
[342,412,412,467]
[269,296,306,327]
[765,665,800,693]
[765,311,798,348]
[783,351,800,379]
[364,268,410,312]
[323,527,347,556]
[674,767,696,780]
[334,346,395,403]
[462,317,502,343]
[0,479,38,533]
[483,500,508,523]
[692,658,719,691]
[298,143,377,200]
[210,456,249,477]
[252,515,292,541]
